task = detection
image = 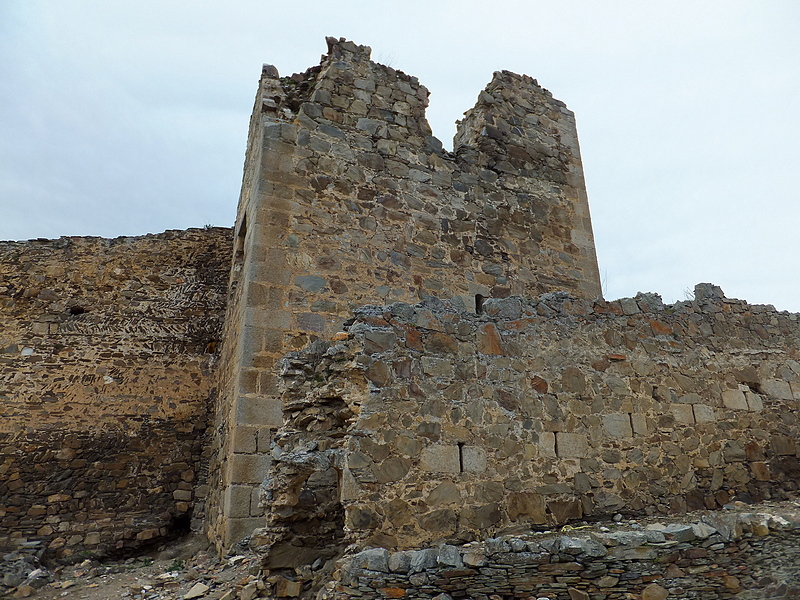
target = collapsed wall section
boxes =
[261,285,800,571]
[210,36,602,547]
[0,228,231,560]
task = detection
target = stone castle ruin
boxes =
[2,38,800,598]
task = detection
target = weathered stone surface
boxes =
[557,433,588,458]
[722,389,748,410]
[183,582,211,599]
[641,583,669,600]
[0,228,231,558]
[351,548,390,573]
[388,551,412,573]
[419,445,461,473]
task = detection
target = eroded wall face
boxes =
[268,290,800,556]
[214,37,601,545]
[0,229,231,559]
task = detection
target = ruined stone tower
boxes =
[3,40,800,594]
[207,37,601,546]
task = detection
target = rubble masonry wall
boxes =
[0,228,231,560]
[262,286,800,571]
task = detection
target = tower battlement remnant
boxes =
[207,37,602,546]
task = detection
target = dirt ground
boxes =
[7,536,265,600]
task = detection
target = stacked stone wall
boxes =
[330,502,800,599]
[0,228,231,560]
[211,36,602,547]
[262,285,800,569]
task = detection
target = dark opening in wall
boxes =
[458,442,465,473]
[475,294,485,315]
[68,306,88,316]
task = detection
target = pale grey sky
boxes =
[1,1,798,310]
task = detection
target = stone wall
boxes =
[211,36,602,547]
[327,501,800,599]
[0,228,231,560]
[257,284,800,572]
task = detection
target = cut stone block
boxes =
[538,431,556,458]
[462,446,487,473]
[230,453,271,484]
[556,432,588,458]
[236,396,283,427]
[419,445,460,473]
[224,485,253,519]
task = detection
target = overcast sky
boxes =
[1,1,798,311]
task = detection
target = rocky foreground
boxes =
[3,498,800,599]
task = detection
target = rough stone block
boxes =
[421,357,453,378]
[409,548,438,573]
[630,413,648,435]
[477,323,505,355]
[388,551,412,573]
[722,389,748,410]
[437,544,463,567]
[670,404,695,425]
[693,404,715,423]
[619,297,640,315]
[663,524,696,542]
[173,489,192,501]
[351,548,389,573]
[761,379,793,400]
[746,392,764,411]
[750,461,772,481]
[84,532,101,545]
[603,413,632,437]
[556,433,588,458]
[568,588,590,600]
[561,367,586,394]
[547,499,583,523]
[372,457,411,483]
[419,445,460,473]
[771,434,796,456]
[642,583,669,600]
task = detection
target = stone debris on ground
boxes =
[3,499,800,599]
[1,537,274,600]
